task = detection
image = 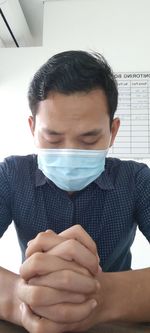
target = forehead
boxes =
[36,89,110,130]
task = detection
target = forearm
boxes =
[0,266,22,326]
[98,268,150,323]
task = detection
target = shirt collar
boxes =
[35,157,115,190]
[94,170,114,190]
[35,168,47,187]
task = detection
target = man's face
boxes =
[29,89,120,150]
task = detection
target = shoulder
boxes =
[105,157,150,186]
[106,157,149,172]
[0,154,37,182]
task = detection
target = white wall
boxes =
[0,0,149,273]
[43,0,150,71]
[0,47,46,158]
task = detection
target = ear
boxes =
[28,116,35,136]
[109,117,120,147]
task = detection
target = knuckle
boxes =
[36,231,46,242]
[32,252,43,267]
[36,230,55,244]
[67,239,77,254]
[45,229,55,236]
[30,252,48,276]
[36,231,45,238]
[74,224,83,233]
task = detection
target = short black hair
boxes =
[28,50,118,125]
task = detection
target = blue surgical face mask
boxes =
[37,148,108,192]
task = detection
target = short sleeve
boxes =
[0,159,12,237]
[135,165,150,241]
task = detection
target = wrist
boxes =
[96,271,129,323]
[97,269,150,323]
[0,269,22,326]
[11,274,23,326]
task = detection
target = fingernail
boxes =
[98,266,102,272]
[91,299,98,309]
[27,241,31,246]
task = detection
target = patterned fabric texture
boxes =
[0,154,150,271]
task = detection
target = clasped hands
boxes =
[18,225,102,333]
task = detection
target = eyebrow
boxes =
[42,129,64,135]
[80,129,103,137]
[42,128,103,136]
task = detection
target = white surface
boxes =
[132,228,150,269]
[0,223,21,273]
[0,0,149,271]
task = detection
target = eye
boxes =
[48,140,61,145]
[42,135,62,144]
[82,140,99,145]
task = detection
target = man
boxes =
[0,50,150,333]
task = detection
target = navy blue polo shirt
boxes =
[0,154,150,272]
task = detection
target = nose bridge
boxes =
[63,139,78,149]
[63,132,79,149]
